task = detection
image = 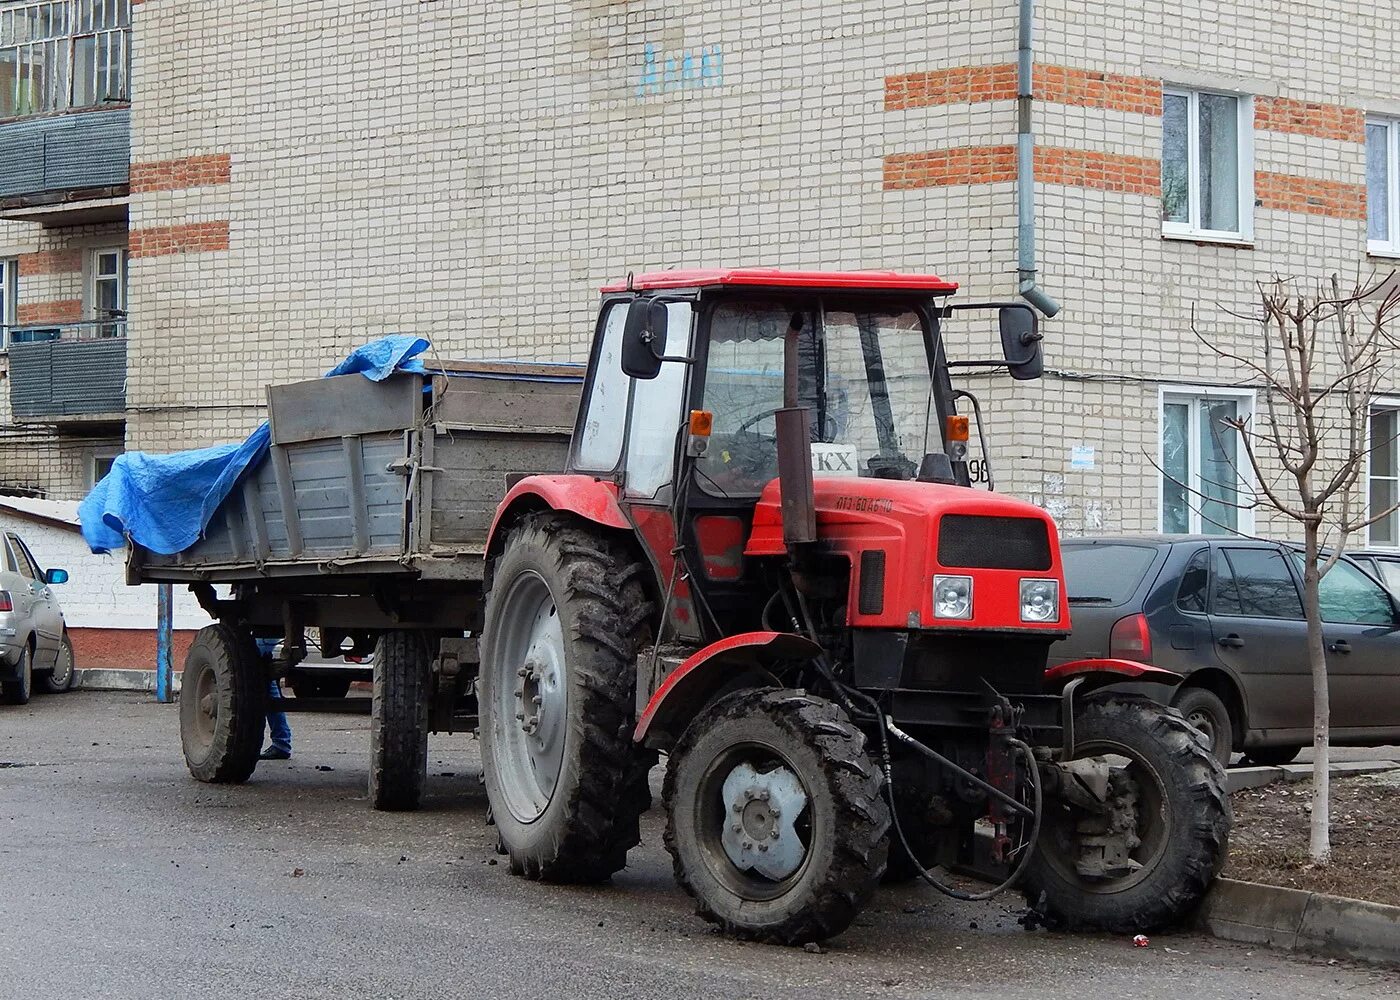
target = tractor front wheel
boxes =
[663,689,889,945]
[1021,694,1230,932]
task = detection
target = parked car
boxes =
[1055,535,1400,765]
[0,530,76,704]
[273,628,374,699]
[1349,549,1400,596]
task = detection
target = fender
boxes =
[1044,658,1183,693]
[634,631,822,748]
[485,475,631,557]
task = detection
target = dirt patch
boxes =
[1225,771,1400,907]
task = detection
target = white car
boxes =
[0,530,76,704]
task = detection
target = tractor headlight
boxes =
[933,575,973,620]
[1020,578,1060,623]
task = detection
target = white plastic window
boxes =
[1161,88,1253,242]
[574,303,629,472]
[1368,119,1400,257]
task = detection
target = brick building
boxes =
[2,0,1399,544]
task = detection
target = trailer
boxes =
[131,269,1229,944]
[130,360,582,809]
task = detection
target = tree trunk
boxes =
[1302,524,1331,862]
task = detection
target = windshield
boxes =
[696,300,936,494]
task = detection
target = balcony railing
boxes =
[6,317,126,421]
[0,0,131,119]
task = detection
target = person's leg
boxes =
[264,678,292,758]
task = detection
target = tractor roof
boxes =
[601,268,959,294]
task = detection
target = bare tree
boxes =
[1191,273,1400,861]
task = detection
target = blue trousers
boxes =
[266,678,292,753]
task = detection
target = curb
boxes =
[1199,877,1400,965]
[1227,760,1400,793]
[75,668,173,693]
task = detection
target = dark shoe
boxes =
[260,746,291,760]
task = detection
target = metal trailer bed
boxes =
[128,361,583,799]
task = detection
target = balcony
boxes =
[0,1,132,225]
[7,319,126,425]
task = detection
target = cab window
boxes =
[624,302,692,499]
[574,303,629,472]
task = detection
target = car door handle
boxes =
[1328,640,1352,654]
[1217,634,1246,649]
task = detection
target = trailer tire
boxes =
[480,514,654,884]
[179,624,264,784]
[663,689,889,944]
[1021,694,1231,932]
[369,630,432,812]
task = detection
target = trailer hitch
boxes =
[884,718,1034,819]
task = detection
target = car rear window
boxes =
[1062,544,1159,604]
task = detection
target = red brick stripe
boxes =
[17,249,81,275]
[129,221,231,258]
[885,63,1161,115]
[17,300,82,324]
[883,146,1018,189]
[1034,147,1160,195]
[130,154,232,194]
[1255,171,1367,219]
[1255,97,1364,143]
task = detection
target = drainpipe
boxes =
[1016,0,1062,317]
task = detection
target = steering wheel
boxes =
[734,408,780,437]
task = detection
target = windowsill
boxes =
[1161,228,1255,249]
[1367,244,1400,261]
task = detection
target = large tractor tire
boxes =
[369,630,432,812]
[179,624,264,784]
[663,689,890,945]
[479,514,654,883]
[1021,694,1230,932]
[1,643,33,705]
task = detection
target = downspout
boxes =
[1016,0,1062,317]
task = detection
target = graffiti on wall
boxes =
[636,43,724,97]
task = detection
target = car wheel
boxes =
[1,644,32,705]
[40,634,77,693]
[1172,687,1234,766]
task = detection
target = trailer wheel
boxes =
[369,630,432,812]
[480,514,654,883]
[663,689,889,945]
[179,624,264,783]
[1021,694,1231,932]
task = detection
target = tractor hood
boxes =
[745,478,1071,635]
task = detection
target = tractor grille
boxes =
[937,514,1052,571]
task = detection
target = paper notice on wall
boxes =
[1070,445,1096,471]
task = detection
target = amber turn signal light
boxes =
[946,415,970,443]
[689,410,714,437]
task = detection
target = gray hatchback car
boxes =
[0,530,74,705]
[1055,535,1400,765]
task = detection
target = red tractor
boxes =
[479,269,1230,943]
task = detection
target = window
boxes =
[1369,403,1400,545]
[6,533,36,580]
[1061,543,1159,605]
[1160,390,1254,535]
[574,304,629,472]
[1369,119,1400,257]
[1290,554,1395,626]
[1161,88,1253,241]
[89,247,126,337]
[1177,547,1210,613]
[1367,557,1400,595]
[1212,548,1303,619]
[0,257,15,349]
[89,446,118,486]
[624,302,691,499]
[0,1,130,118]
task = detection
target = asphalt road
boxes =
[2,692,1396,1000]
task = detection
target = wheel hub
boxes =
[720,762,808,880]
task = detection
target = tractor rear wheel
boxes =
[179,624,264,784]
[663,688,889,944]
[480,515,654,883]
[369,630,432,811]
[1021,694,1230,932]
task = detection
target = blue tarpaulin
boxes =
[79,335,430,555]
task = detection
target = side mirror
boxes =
[45,568,68,585]
[999,305,1044,381]
[621,299,670,380]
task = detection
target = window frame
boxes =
[1367,117,1400,258]
[87,246,127,338]
[1161,86,1255,244]
[0,257,15,350]
[1366,396,1400,547]
[0,1,132,120]
[1158,386,1257,536]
